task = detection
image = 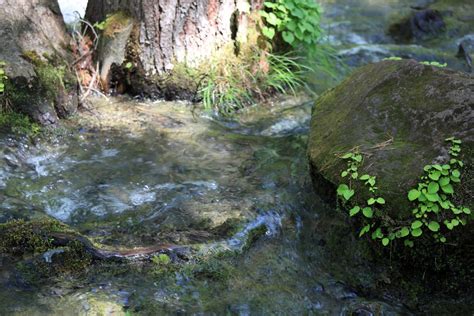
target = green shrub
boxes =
[260,0,322,48]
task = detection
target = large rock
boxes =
[308,59,473,218]
[388,9,445,43]
[0,0,78,125]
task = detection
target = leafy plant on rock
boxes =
[337,138,470,248]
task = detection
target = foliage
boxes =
[337,138,470,247]
[200,50,307,115]
[383,57,403,61]
[93,11,131,36]
[22,50,70,100]
[0,61,7,94]
[151,253,171,266]
[260,0,322,48]
[0,111,41,136]
[383,57,447,68]
[420,61,447,68]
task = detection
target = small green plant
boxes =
[383,57,403,61]
[0,111,41,136]
[260,0,322,48]
[200,50,306,115]
[383,57,447,68]
[151,253,171,266]
[337,138,469,247]
[93,20,106,31]
[420,61,447,68]
[406,137,469,243]
[0,61,7,94]
[337,151,386,239]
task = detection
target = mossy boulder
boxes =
[0,0,78,125]
[308,59,473,219]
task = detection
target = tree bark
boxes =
[0,0,78,125]
[85,0,264,98]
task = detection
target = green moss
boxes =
[0,110,41,136]
[212,218,244,238]
[0,218,69,255]
[102,11,133,37]
[243,224,268,251]
[21,50,75,101]
[1,218,93,283]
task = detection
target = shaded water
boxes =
[0,97,408,314]
[2,0,472,314]
[319,0,473,73]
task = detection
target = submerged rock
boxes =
[308,59,473,219]
[389,9,445,43]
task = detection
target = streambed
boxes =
[0,96,409,314]
[1,0,473,314]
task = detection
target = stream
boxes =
[1,0,472,315]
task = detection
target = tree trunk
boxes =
[85,0,264,99]
[0,0,78,125]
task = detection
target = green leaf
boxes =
[441,184,454,194]
[341,153,353,159]
[424,193,440,202]
[362,207,373,218]
[372,228,383,239]
[451,169,460,178]
[359,174,370,181]
[367,198,376,205]
[411,220,423,229]
[261,26,275,39]
[450,175,461,183]
[286,21,297,31]
[429,171,441,181]
[337,184,349,196]
[411,228,423,237]
[438,177,450,186]
[408,189,421,201]
[445,221,454,230]
[265,12,280,25]
[343,189,355,201]
[341,171,348,177]
[427,182,439,194]
[359,224,370,237]
[428,221,440,232]
[376,197,385,204]
[282,31,295,44]
[349,206,360,217]
[463,208,471,215]
[382,238,390,246]
[439,200,450,209]
[399,227,410,238]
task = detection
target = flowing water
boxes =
[0,97,409,314]
[1,0,472,314]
